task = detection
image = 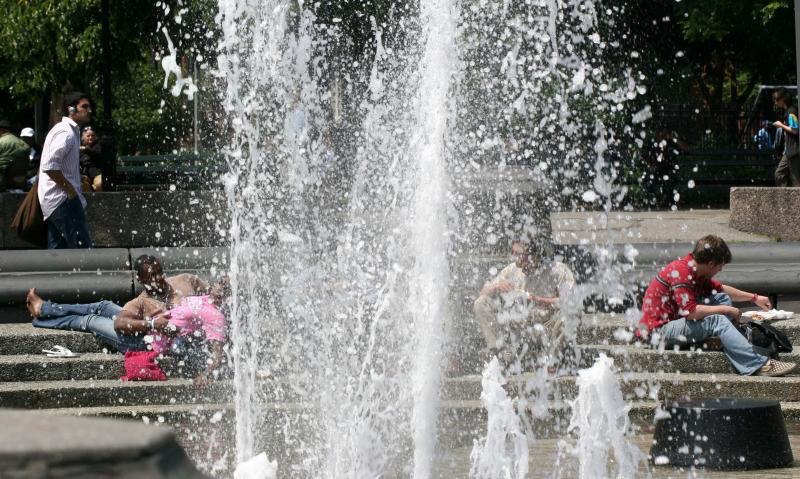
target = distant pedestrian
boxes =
[20,127,41,188]
[38,92,94,248]
[0,120,30,191]
[753,120,772,151]
[772,88,800,186]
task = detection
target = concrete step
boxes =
[0,323,107,355]
[577,313,800,345]
[39,399,800,455]
[577,344,800,375]
[0,352,204,382]
[0,353,124,382]
[6,370,800,411]
[442,371,800,404]
[0,378,232,409]
[5,314,799,357]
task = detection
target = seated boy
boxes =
[638,234,796,377]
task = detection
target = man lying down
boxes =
[27,254,229,386]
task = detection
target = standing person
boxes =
[38,92,94,248]
[753,120,772,151]
[772,88,800,186]
[637,235,797,376]
[0,119,30,191]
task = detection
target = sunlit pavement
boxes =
[433,431,800,478]
[552,209,771,245]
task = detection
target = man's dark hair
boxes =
[133,254,163,278]
[774,88,792,104]
[516,236,554,261]
[692,235,732,265]
[62,91,92,115]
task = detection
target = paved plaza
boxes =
[552,209,772,245]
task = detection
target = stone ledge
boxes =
[730,187,800,240]
[1,190,227,249]
[0,409,207,477]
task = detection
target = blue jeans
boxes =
[657,292,768,375]
[46,196,92,249]
[32,300,146,352]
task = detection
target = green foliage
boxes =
[0,0,219,154]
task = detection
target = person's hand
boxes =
[194,372,210,388]
[494,280,515,295]
[754,295,772,311]
[726,306,741,320]
[774,121,785,129]
[66,184,77,199]
[151,310,178,334]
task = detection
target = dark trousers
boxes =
[46,196,93,249]
[775,154,800,186]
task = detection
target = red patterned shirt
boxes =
[638,254,724,334]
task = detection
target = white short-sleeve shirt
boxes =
[38,117,86,220]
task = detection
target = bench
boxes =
[115,154,225,190]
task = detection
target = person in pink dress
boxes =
[116,277,229,387]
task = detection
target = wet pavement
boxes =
[433,431,800,478]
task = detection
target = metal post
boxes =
[193,60,199,155]
[100,0,117,189]
[795,0,800,107]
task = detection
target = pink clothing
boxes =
[148,295,226,354]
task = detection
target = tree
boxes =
[676,0,796,111]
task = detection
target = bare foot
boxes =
[26,288,43,317]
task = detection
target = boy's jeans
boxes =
[656,292,768,375]
[32,300,146,352]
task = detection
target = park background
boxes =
[1,0,797,208]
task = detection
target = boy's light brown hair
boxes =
[692,235,732,265]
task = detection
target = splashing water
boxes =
[470,358,529,479]
[566,354,647,478]
[209,0,645,475]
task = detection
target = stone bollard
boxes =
[0,409,208,478]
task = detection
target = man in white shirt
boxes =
[38,92,94,248]
[474,240,575,370]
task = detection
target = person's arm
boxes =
[672,282,740,321]
[721,284,772,311]
[687,304,740,321]
[529,263,576,308]
[529,294,559,306]
[113,308,176,335]
[479,279,514,298]
[194,340,224,388]
[43,170,77,199]
[774,117,799,136]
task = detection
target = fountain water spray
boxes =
[470,358,529,479]
[216,0,459,475]
[209,0,646,474]
[567,353,646,478]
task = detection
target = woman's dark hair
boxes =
[133,254,162,278]
[692,235,732,265]
[62,91,92,114]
